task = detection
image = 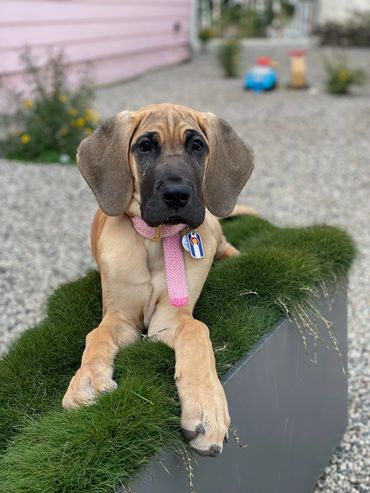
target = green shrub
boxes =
[217,38,242,77]
[199,27,215,45]
[240,8,268,37]
[0,50,99,164]
[281,0,295,20]
[218,4,268,38]
[325,57,365,95]
[319,11,370,47]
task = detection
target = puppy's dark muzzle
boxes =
[140,169,205,229]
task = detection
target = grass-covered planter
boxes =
[0,216,355,492]
[126,280,347,493]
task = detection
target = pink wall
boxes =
[0,0,192,90]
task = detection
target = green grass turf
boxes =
[0,216,355,492]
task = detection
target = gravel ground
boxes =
[0,42,369,492]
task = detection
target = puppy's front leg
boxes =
[62,312,139,409]
[152,315,230,456]
[174,319,230,456]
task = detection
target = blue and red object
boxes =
[244,57,278,93]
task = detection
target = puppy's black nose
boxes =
[162,183,190,210]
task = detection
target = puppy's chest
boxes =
[141,240,168,326]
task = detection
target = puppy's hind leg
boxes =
[229,203,258,217]
[216,243,240,260]
[214,230,240,261]
[215,203,258,261]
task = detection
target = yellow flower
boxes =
[58,94,68,103]
[85,128,93,135]
[20,134,31,144]
[85,108,100,124]
[338,69,349,81]
[23,99,33,109]
[68,107,78,117]
[72,117,86,128]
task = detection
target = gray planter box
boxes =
[121,282,347,493]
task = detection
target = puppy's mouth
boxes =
[163,215,186,225]
[140,198,206,230]
[146,215,199,229]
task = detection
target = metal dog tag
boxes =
[182,231,204,259]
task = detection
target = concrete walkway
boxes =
[1,42,369,492]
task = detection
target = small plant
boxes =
[198,27,214,46]
[325,57,365,95]
[0,49,99,164]
[217,38,242,77]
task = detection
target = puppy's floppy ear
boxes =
[76,112,136,216]
[202,114,254,218]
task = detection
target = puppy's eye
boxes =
[138,140,152,153]
[191,139,204,152]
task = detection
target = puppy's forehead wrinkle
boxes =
[134,107,204,143]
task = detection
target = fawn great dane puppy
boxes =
[62,103,254,457]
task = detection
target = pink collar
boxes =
[129,216,189,308]
[130,216,186,241]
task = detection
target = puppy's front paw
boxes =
[179,377,230,457]
[62,360,117,410]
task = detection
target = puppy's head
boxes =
[77,103,254,228]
